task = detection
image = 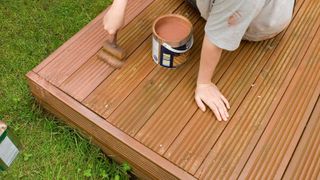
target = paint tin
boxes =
[152,14,193,69]
[0,121,21,171]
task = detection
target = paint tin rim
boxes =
[152,14,193,47]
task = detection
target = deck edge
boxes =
[25,71,196,180]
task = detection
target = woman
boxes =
[103,0,294,121]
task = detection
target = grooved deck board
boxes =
[195,0,320,178]
[238,21,320,179]
[60,0,184,101]
[37,0,155,86]
[135,43,243,155]
[83,1,198,118]
[283,97,320,179]
[26,0,320,179]
[105,22,202,136]
[164,38,281,175]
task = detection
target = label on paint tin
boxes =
[152,37,159,64]
[162,53,171,67]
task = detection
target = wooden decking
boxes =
[26,0,320,179]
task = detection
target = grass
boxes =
[0,0,131,179]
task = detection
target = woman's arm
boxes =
[103,0,128,41]
[195,34,230,121]
[197,34,221,84]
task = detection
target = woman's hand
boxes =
[103,0,127,35]
[195,83,230,121]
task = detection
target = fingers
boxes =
[206,101,222,121]
[212,85,230,109]
[195,95,206,112]
[212,87,230,120]
[205,99,229,121]
[216,99,229,121]
[198,98,229,122]
[220,94,230,109]
[195,83,231,122]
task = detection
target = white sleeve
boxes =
[204,0,264,51]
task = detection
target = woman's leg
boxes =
[244,0,295,41]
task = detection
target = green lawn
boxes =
[0,1,131,179]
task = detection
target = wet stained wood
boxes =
[60,0,185,101]
[37,0,155,86]
[83,2,198,118]
[26,0,320,179]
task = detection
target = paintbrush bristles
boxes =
[98,50,125,69]
[102,42,127,60]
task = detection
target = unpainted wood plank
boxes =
[105,18,203,136]
[283,97,320,180]
[158,0,300,172]
[158,23,290,175]
[135,0,306,154]
[294,0,304,15]
[133,0,306,175]
[60,0,185,101]
[194,0,320,178]
[83,2,199,118]
[155,0,307,175]
[37,0,154,86]
[238,24,320,180]
[163,38,281,175]
[134,43,244,154]
[26,71,196,180]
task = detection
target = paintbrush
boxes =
[98,33,127,68]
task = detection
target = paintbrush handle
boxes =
[102,41,127,60]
